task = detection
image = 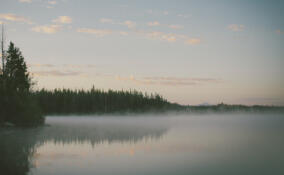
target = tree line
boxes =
[32,88,172,115]
[1,42,282,126]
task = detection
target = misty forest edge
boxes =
[0,42,283,126]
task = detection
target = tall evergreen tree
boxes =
[0,42,44,126]
[4,42,31,92]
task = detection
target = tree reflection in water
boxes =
[0,117,168,175]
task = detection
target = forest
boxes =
[32,88,175,115]
[0,42,283,126]
[0,42,178,125]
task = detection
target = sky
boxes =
[0,0,284,105]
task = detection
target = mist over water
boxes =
[1,113,284,175]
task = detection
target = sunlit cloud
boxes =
[19,0,32,3]
[168,25,183,29]
[100,18,114,24]
[52,16,72,24]
[123,20,136,29]
[48,0,57,5]
[177,14,190,18]
[0,13,33,24]
[144,31,188,43]
[228,24,245,32]
[119,31,128,36]
[77,28,112,37]
[116,76,221,86]
[185,38,201,45]
[161,34,177,42]
[276,29,284,34]
[147,21,160,27]
[31,24,62,34]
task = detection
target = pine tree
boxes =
[0,42,44,126]
[4,42,31,92]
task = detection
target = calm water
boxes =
[1,113,284,175]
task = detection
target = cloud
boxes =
[276,29,284,34]
[228,24,245,32]
[163,11,169,15]
[144,31,188,43]
[116,76,221,86]
[161,34,177,42]
[147,21,160,27]
[77,28,112,37]
[177,14,190,18]
[28,63,55,68]
[123,20,136,29]
[119,31,128,36]
[32,70,82,77]
[0,13,33,24]
[31,24,62,34]
[52,16,72,24]
[100,18,114,24]
[168,25,183,29]
[19,0,32,3]
[28,63,96,69]
[185,38,201,45]
[48,0,57,5]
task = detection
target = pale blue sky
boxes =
[1,0,284,105]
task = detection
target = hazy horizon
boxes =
[1,0,284,105]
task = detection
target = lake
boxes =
[1,113,283,175]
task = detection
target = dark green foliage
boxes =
[0,42,44,126]
[33,87,172,115]
[4,42,31,93]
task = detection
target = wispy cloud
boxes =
[100,18,114,24]
[116,76,221,86]
[144,31,178,42]
[123,20,136,29]
[177,14,190,18]
[31,24,62,34]
[28,63,55,68]
[147,21,160,27]
[163,11,169,15]
[77,28,112,37]
[32,70,83,77]
[52,16,72,24]
[168,25,183,29]
[29,63,96,69]
[228,24,245,32]
[119,31,128,36]
[48,0,57,5]
[276,29,284,34]
[100,18,137,29]
[19,0,32,3]
[185,38,201,45]
[85,18,199,45]
[0,13,33,24]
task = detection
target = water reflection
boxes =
[0,116,168,175]
[1,114,284,175]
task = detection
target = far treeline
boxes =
[32,88,176,115]
[0,42,283,126]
